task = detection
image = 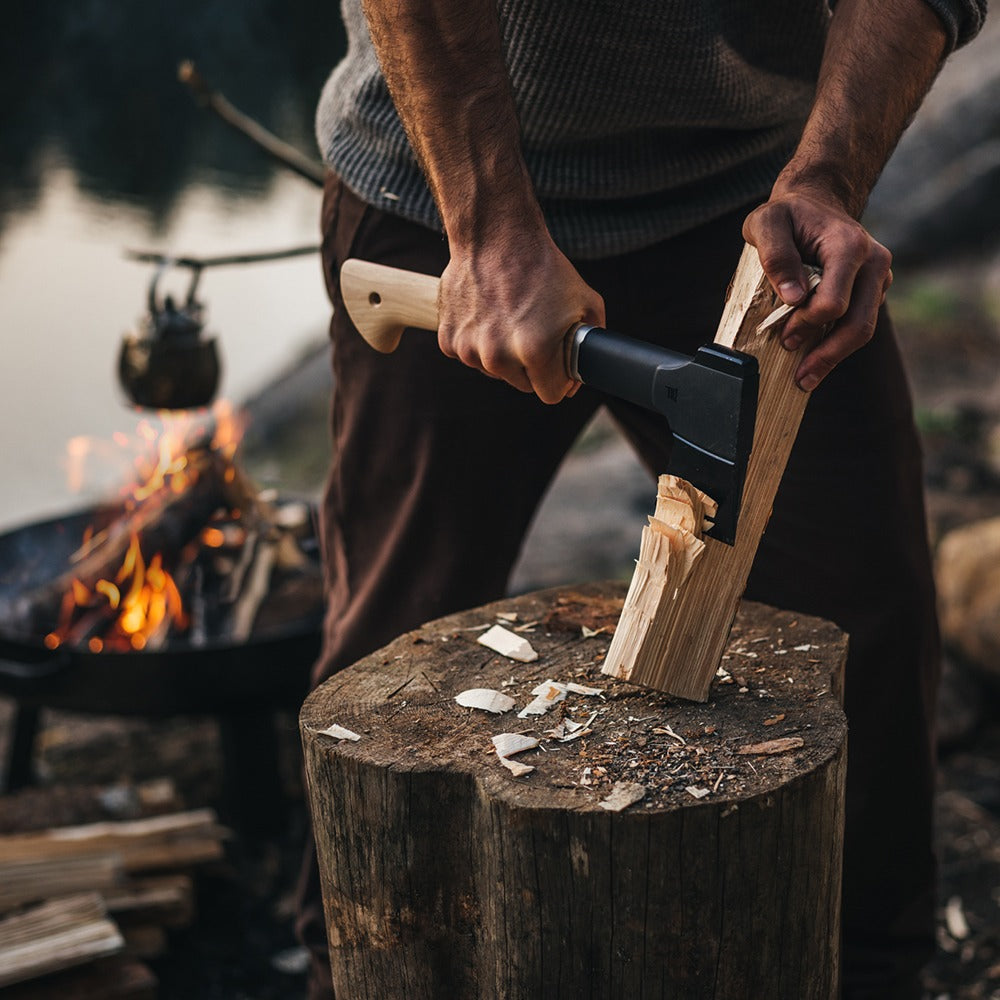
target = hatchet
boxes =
[339,258,759,545]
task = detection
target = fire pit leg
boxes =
[3,703,40,792]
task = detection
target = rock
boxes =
[936,516,1000,676]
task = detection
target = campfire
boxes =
[2,402,324,656]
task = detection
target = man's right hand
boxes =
[437,232,605,404]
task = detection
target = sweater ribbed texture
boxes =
[316,0,988,259]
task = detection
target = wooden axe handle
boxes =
[340,259,440,352]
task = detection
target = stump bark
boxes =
[301,582,848,1000]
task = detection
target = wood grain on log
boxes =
[302,582,848,1000]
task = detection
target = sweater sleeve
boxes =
[827,0,987,50]
[922,0,988,49]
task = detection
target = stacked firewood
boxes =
[0,779,228,997]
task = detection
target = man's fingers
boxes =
[743,204,811,305]
[794,262,885,391]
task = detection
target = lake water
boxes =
[0,0,344,531]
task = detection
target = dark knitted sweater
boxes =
[316,0,987,258]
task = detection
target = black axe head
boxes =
[569,330,758,545]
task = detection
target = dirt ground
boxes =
[2,265,1000,998]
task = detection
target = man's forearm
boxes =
[359,0,605,404]
[361,0,544,250]
[775,0,948,216]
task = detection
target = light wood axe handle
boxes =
[340,259,440,352]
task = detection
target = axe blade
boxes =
[570,329,758,545]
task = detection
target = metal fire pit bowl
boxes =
[0,502,323,717]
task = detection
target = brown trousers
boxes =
[298,173,940,1000]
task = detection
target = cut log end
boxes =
[301,582,849,999]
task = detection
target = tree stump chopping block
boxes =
[300,581,848,1000]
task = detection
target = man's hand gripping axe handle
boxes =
[339,258,759,545]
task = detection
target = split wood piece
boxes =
[0,957,158,1000]
[103,874,196,930]
[0,893,124,988]
[604,475,711,682]
[119,924,168,961]
[0,779,183,836]
[301,582,848,1000]
[1,957,157,1000]
[0,809,228,873]
[0,853,124,912]
[603,243,817,700]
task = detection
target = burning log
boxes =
[2,413,320,652]
[9,446,231,639]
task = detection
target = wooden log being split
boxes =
[301,582,849,1000]
[603,245,821,700]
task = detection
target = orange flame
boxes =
[50,401,246,651]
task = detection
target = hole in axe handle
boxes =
[368,292,381,306]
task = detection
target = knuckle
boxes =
[811,350,838,377]
[478,346,505,375]
[757,248,795,276]
[809,294,850,324]
[437,330,457,359]
[844,228,871,258]
[872,242,893,269]
[854,316,877,345]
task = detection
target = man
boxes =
[299,1,987,997]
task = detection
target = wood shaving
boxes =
[685,786,710,799]
[454,688,516,714]
[518,680,569,717]
[599,782,646,812]
[317,724,361,742]
[756,268,822,333]
[565,682,603,696]
[492,733,539,759]
[544,712,598,742]
[478,624,539,662]
[651,724,686,745]
[737,737,805,755]
[499,758,535,777]
[945,896,970,940]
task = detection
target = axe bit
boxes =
[339,258,759,545]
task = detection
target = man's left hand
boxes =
[742,188,893,392]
